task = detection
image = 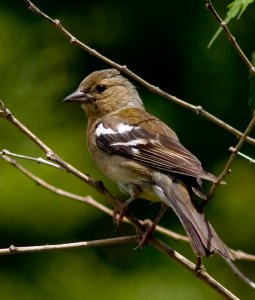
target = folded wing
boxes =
[95,118,216,182]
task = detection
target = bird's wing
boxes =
[95,108,216,182]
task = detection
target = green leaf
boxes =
[208,0,255,48]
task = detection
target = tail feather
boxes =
[152,172,233,259]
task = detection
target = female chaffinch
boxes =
[64,68,232,260]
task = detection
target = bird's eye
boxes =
[96,84,106,94]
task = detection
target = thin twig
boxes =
[207,112,255,199]
[206,0,255,74]
[1,154,113,216]
[23,0,255,146]
[0,153,189,242]
[225,259,255,289]
[0,149,63,169]
[151,238,240,300]
[0,99,127,216]
[0,235,139,255]
[3,152,255,263]
[234,150,255,165]
[0,158,252,294]
[0,233,240,299]
[233,250,255,262]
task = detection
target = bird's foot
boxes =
[135,204,167,249]
[134,220,156,249]
[195,257,206,274]
[113,202,129,229]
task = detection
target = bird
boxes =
[64,68,233,260]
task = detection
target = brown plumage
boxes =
[64,68,233,259]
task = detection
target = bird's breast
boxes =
[88,133,159,201]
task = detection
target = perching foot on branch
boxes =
[137,204,168,249]
[113,202,129,229]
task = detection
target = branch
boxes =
[2,151,255,263]
[233,150,255,165]
[0,154,113,216]
[0,99,131,220]
[207,112,255,199]
[206,0,255,74]
[0,233,240,299]
[0,238,238,300]
[0,235,139,255]
[233,250,255,262]
[0,100,242,299]
[23,0,255,146]
[225,259,255,289]
[0,149,63,170]
[0,152,189,242]
[151,238,240,300]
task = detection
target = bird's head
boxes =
[64,69,144,118]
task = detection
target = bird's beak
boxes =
[63,89,93,103]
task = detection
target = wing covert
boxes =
[95,119,216,182]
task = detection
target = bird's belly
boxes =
[89,144,159,201]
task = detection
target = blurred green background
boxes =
[0,0,255,299]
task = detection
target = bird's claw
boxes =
[195,257,205,274]
[113,203,128,230]
[134,220,155,250]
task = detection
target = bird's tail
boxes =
[152,172,233,259]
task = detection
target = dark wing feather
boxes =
[96,121,216,182]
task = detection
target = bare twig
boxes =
[2,152,255,294]
[0,235,139,255]
[206,0,255,74]
[3,152,255,263]
[0,149,63,169]
[233,250,255,262]
[22,0,255,146]
[0,99,242,299]
[225,259,255,289]
[207,112,255,199]
[233,150,255,165]
[0,99,128,217]
[151,238,240,300]
[1,154,113,216]
[0,232,240,299]
[0,153,189,242]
